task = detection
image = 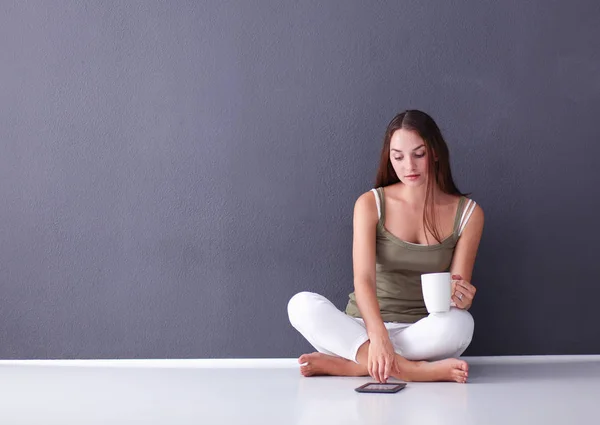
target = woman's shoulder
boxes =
[445,193,482,209]
[459,196,485,231]
[459,195,484,215]
[355,188,378,208]
[354,189,380,221]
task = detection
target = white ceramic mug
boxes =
[421,272,452,313]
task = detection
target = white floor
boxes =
[1,356,599,424]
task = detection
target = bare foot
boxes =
[298,353,369,377]
[398,358,469,383]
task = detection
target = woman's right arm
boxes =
[352,192,396,382]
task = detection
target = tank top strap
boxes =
[452,196,467,234]
[376,187,385,225]
[458,198,477,236]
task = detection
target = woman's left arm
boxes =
[450,203,485,310]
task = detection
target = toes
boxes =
[300,366,313,377]
[453,369,468,383]
[298,354,309,365]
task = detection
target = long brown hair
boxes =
[375,110,466,244]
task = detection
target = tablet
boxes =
[355,382,407,393]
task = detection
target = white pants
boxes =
[288,292,474,362]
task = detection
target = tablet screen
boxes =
[363,383,401,390]
[355,382,406,393]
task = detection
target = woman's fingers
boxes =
[370,359,378,382]
[384,358,392,382]
[371,357,393,383]
[373,359,381,382]
[456,280,475,295]
[379,361,386,383]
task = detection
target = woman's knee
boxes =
[450,307,474,330]
[287,291,322,329]
[420,308,474,359]
[439,308,475,353]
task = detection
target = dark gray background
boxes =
[1,0,599,359]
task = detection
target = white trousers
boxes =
[288,292,474,362]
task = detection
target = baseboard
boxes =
[0,355,599,368]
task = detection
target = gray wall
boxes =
[1,0,599,359]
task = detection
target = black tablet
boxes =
[355,382,407,393]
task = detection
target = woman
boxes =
[287,110,484,383]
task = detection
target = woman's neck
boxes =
[400,182,444,208]
[402,185,428,206]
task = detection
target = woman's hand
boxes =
[451,274,476,310]
[368,333,396,383]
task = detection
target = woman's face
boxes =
[389,129,430,187]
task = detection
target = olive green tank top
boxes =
[345,187,474,323]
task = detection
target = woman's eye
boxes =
[393,157,403,161]
[414,152,425,158]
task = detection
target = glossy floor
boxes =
[0,356,598,424]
